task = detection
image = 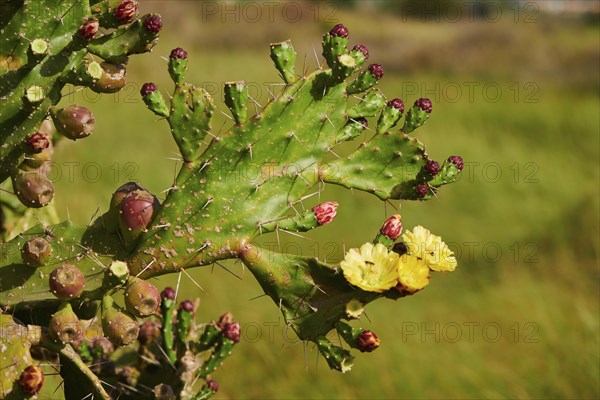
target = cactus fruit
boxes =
[48,303,82,344]
[49,264,85,299]
[19,365,45,395]
[51,105,96,140]
[0,20,465,398]
[12,171,54,208]
[124,278,161,317]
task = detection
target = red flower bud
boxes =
[380,214,402,240]
[114,0,138,24]
[27,131,50,153]
[19,365,44,395]
[312,201,338,226]
[448,155,464,171]
[330,23,349,38]
[79,18,99,40]
[144,15,163,34]
[356,330,380,352]
[223,322,240,343]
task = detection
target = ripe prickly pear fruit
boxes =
[312,201,338,226]
[124,278,161,317]
[356,330,380,352]
[19,365,44,395]
[91,63,126,93]
[12,171,54,208]
[114,0,138,24]
[48,303,81,344]
[49,264,85,299]
[21,237,52,266]
[402,98,432,134]
[118,189,160,244]
[51,105,95,140]
[104,182,143,232]
[102,296,140,346]
[79,18,99,40]
[144,14,163,34]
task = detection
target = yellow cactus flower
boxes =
[340,243,399,293]
[397,254,430,292]
[402,225,457,271]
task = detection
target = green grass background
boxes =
[45,1,599,398]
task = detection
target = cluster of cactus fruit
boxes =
[0,2,465,397]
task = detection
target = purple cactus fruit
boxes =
[388,98,405,113]
[179,300,194,313]
[114,0,138,24]
[119,189,159,233]
[392,242,408,256]
[21,237,52,266]
[416,183,429,198]
[448,155,464,171]
[93,63,127,93]
[368,63,384,80]
[223,322,240,343]
[144,15,163,34]
[140,82,157,97]
[329,23,349,38]
[170,47,188,59]
[125,279,161,317]
[352,44,369,60]
[425,160,441,176]
[206,380,219,393]
[79,18,99,40]
[356,330,380,352]
[19,365,44,395]
[27,131,50,153]
[415,98,432,113]
[104,311,140,346]
[161,286,176,301]
[312,201,338,226]
[49,264,85,299]
[48,304,81,344]
[13,172,54,208]
[217,312,233,329]
[52,105,95,140]
[380,214,402,241]
[138,320,161,345]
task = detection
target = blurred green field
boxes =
[44,2,599,399]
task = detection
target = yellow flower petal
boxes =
[402,225,457,271]
[397,254,430,292]
[340,243,399,293]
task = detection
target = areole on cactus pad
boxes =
[0,13,464,399]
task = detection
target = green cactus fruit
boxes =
[49,303,82,344]
[102,296,140,346]
[18,365,45,395]
[347,63,384,94]
[51,105,95,140]
[377,98,405,133]
[91,62,127,93]
[168,47,188,85]
[316,337,354,373]
[176,300,194,342]
[118,188,160,244]
[224,81,249,125]
[270,40,297,84]
[160,287,177,363]
[12,171,54,208]
[322,24,349,68]
[402,97,432,134]
[124,278,161,317]
[104,260,130,286]
[21,237,52,266]
[49,264,85,299]
[335,321,381,352]
[141,82,170,117]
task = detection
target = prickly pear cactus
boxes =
[0,16,465,399]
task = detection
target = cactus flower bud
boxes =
[415,97,432,113]
[368,63,384,80]
[380,214,402,241]
[206,380,219,393]
[447,155,464,171]
[144,15,163,34]
[79,18,99,40]
[102,296,140,346]
[223,322,240,343]
[92,63,126,93]
[114,0,138,24]
[26,131,50,153]
[416,183,429,198]
[312,201,338,226]
[217,312,233,329]
[21,237,52,266]
[356,330,380,352]
[170,47,188,59]
[19,365,44,395]
[49,303,81,344]
[51,105,95,140]
[138,320,161,345]
[329,23,349,38]
[140,82,157,97]
[49,264,85,299]
[161,286,176,301]
[118,189,160,243]
[125,278,161,317]
[388,98,405,113]
[12,172,54,208]
[179,300,194,313]
[352,44,369,60]
[425,160,441,176]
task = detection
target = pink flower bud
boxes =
[380,214,402,240]
[356,330,380,352]
[312,201,338,226]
